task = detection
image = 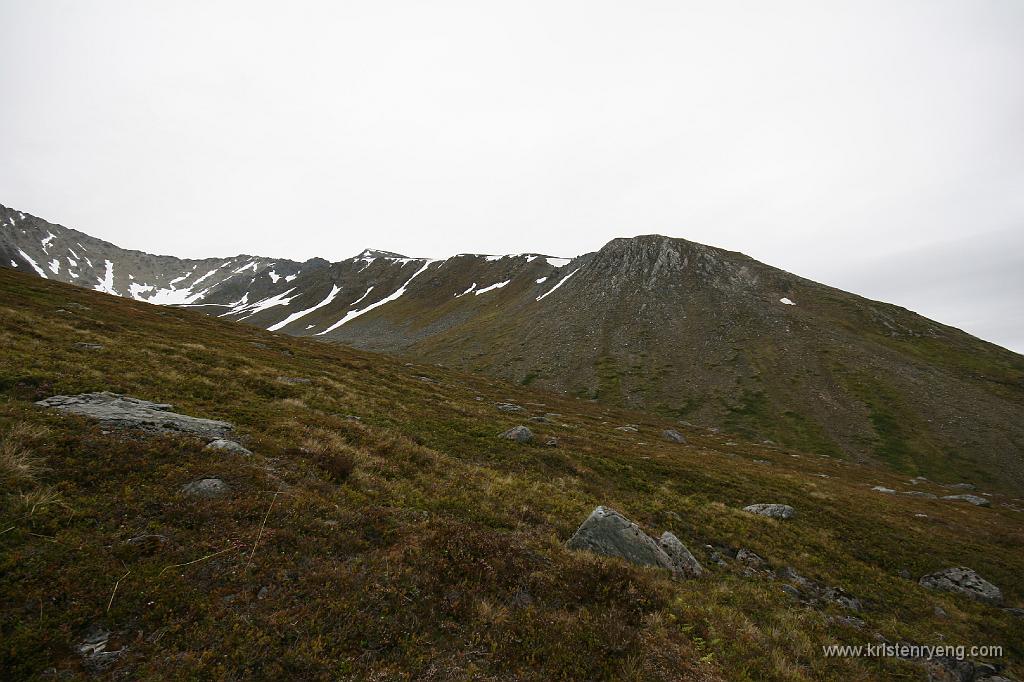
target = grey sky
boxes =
[2,1,1022,351]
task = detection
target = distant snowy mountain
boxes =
[4,201,1024,493]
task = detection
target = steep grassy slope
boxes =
[1,268,1022,680]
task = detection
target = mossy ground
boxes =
[1,269,1022,680]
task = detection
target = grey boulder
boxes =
[662,429,687,444]
[566,506,675,574]
[499,425,534,443]
[36,392,232,440]
[743,503,796,520]
[182,478,229,498]
[658,531,704,578]
[919,567,1003,605]
[205,439,253,456]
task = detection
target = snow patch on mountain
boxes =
[780,297,795,306]
[94,260,117,294]
[129,282,155,299]
[16,249,47,278]
[318,262,433,335]
[475,280,510,295]
[546,257,570,268]
[536,268,580,301]
[267,285,342,331]
[230,288,300,321]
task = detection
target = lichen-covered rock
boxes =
[662,428,687,444]
[566,506,675,573]
[36,392,232,440]
[658,531,704,578]
[205,439,252,456]
[743,503,796,520]
[919,567,1003,605]
[499,425,533,443]
[182,478,229,498]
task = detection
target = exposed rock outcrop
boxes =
[36,392,232,439]
[919,567,1003,605]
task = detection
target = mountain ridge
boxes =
[3,202,1022,493]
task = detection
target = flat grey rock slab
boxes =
[36,392,232,440]
[277,376,311,385]
[743,503,796,520]
[941,494,991,507]
[919,566,1003,605]
[566,506,675,573]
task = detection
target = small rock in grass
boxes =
[831,615,865,629]
[124,534,170,555]
[496,403,524,412]
[182,478,229,498]
[736,548,765,568]
[871,486,896,494]
[205,439,252,456]
[825,586,862,611]
[704,545,728,567]
[662,428,687,444]
[615,425,639,433]
[743,503,796,520]
[499,425,533,443]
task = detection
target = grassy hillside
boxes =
[1,267,1022,680]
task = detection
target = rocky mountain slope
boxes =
[1,268,1021,679]
[3,203,1023,494]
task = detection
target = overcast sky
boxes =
[2,1,1022,351]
